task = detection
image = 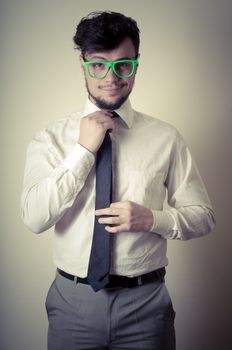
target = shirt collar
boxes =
[82,98,134,129]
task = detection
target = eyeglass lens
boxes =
[88,61,135,79]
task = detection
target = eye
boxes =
[91,62,105,69]
[117,62,127,68]
[115,61,133,71]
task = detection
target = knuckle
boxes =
[111,217,116,224]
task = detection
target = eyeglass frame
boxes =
[82,58,139,80]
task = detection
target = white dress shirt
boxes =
[21,98,215,277]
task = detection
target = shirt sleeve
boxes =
[20,129,95,233]
[150,130,216,240]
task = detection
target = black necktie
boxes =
[87,112,118,292]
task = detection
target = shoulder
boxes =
[33,111,81,142]
[133,109,181,141]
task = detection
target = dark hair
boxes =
[73,11,140,57]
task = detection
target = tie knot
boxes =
[112,111,120,119]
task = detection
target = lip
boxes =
[100,86,123,91]
[99,83,126,91]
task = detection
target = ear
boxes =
[79,55,85,73]
[134,53,140,75]
[135,58,140,75]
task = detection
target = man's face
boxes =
[81,37,138,110]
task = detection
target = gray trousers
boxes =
[46,272,176,350]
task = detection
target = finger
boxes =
[94,115,114,122]
[90,111,113,120]
[92,119,115,129]
[101,120,115,128]
[103,111,114,118]
[98,215,121,225]
[105,223,128,233]
[110,201,133,209]
[99,110,113,116]
[96,119,115,131]
[95,207,121,216]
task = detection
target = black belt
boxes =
[57,267,166,288]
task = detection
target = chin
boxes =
[86,78,132,110]
[95,97,127,110]
[90,92,129,110]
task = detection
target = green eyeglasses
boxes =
[82,58,138,79]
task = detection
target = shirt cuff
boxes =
[150,210,175,238]
[62,143,95,178]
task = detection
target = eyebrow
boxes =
[87,55,134,61]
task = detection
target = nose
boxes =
[105,66,119,82]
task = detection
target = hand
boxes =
[95,201,154,233]
[78,111,115,153]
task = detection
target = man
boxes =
[21,11,215,350]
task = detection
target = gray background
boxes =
[0,0,231,349]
